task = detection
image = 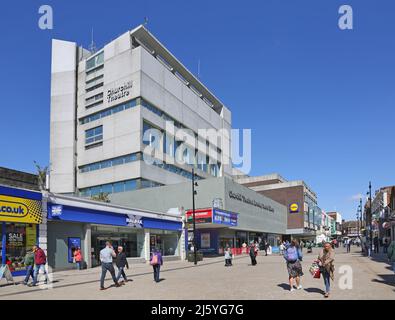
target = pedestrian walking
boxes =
[387,240,395,275]
[224,246,233,266]
[249,242,257,266]
[283,239,303,292]
[346,239,351,253]
[374,237,379,254]
[317,242,335,298]
[73,247,83,270]
[22,250,35,285]
[383,238,389,254]
[279,242,285,255]
[150,248,163,282]
[99,241,120,290]
[29,245,49,287]
[264,241,268,256]
[115,246,129,284]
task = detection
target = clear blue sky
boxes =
[1,0,394,221]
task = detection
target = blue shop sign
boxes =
[212,209,238,226]
[51,205,63,217]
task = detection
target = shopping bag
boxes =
[313,269,321,279]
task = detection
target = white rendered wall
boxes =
[50,39,77,193]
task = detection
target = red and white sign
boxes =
[185,208,213,224]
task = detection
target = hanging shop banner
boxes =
[185,208,213,225]
[212,209,238,226]
[0,194,42,224]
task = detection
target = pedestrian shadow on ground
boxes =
[304,287,325,295]
[372,275,395,287]
[0,279,60,288]
[157,278,166,283]
[277,283,290,291]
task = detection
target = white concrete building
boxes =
[50,25,232,197]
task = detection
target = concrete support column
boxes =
[144,230,150,263]
[40,191,49,272]
[84,224,92,268]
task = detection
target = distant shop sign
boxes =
[126,214,143,228]
[289,203,299,214]
[212,209,238,226]
[185,208,213,225]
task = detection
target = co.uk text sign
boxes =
[0,195,42,224]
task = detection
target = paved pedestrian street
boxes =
[0,247,394,300]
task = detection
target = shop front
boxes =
[186,208,238,255]
[0,186,43,276]
[47,194,183,270]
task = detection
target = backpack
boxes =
[150,254,159,265]
[286,246,298,262]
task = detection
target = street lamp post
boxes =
[367,181,373,255]
[192,168,198,265]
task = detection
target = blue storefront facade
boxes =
[46,194,184,270]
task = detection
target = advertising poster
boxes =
[201,233,210,248]
[68,237,81,263]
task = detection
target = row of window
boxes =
[85,92,104,108]
[145,156,203,180]
[143,121,221,177]
[86,51,104,71]
[79,178,163,197]
[80,97,222,155]
[80,98,138,124]
[79,153,139,173]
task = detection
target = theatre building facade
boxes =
[109,176,288,255]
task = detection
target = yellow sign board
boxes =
[289,203,299,213]
[0,195,42,224]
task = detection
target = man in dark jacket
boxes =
[30,245,49,286]
[115,246,129,284]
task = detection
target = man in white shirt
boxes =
[99,241,120,290]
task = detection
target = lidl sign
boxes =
[0,194,42,224]
[289,203,300,214]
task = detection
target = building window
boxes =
[86,51,104,71]
[85,126,103,145]
[79,153,139,173]
[80,98,138,124]
[142,121,162,150]
[79,178,163,197]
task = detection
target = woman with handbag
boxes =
[317,242,335,298]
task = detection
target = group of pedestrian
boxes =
[282,239,335,298]
[99,241,163,290]
[23,245,49,287]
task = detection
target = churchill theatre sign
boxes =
[228,191,275,213]
[107,81,133,103]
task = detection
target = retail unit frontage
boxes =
[109,176,288,255]
[46,193,184,271]
[0,185,44,276]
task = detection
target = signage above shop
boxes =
[185,208,213,224]
[212,209,238,226]
[51,205,63,217]
[126,214,143,228]
[0,194,42,224]
[228,191,274,213]
[107,81,133,104]
[289,203,299,214]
